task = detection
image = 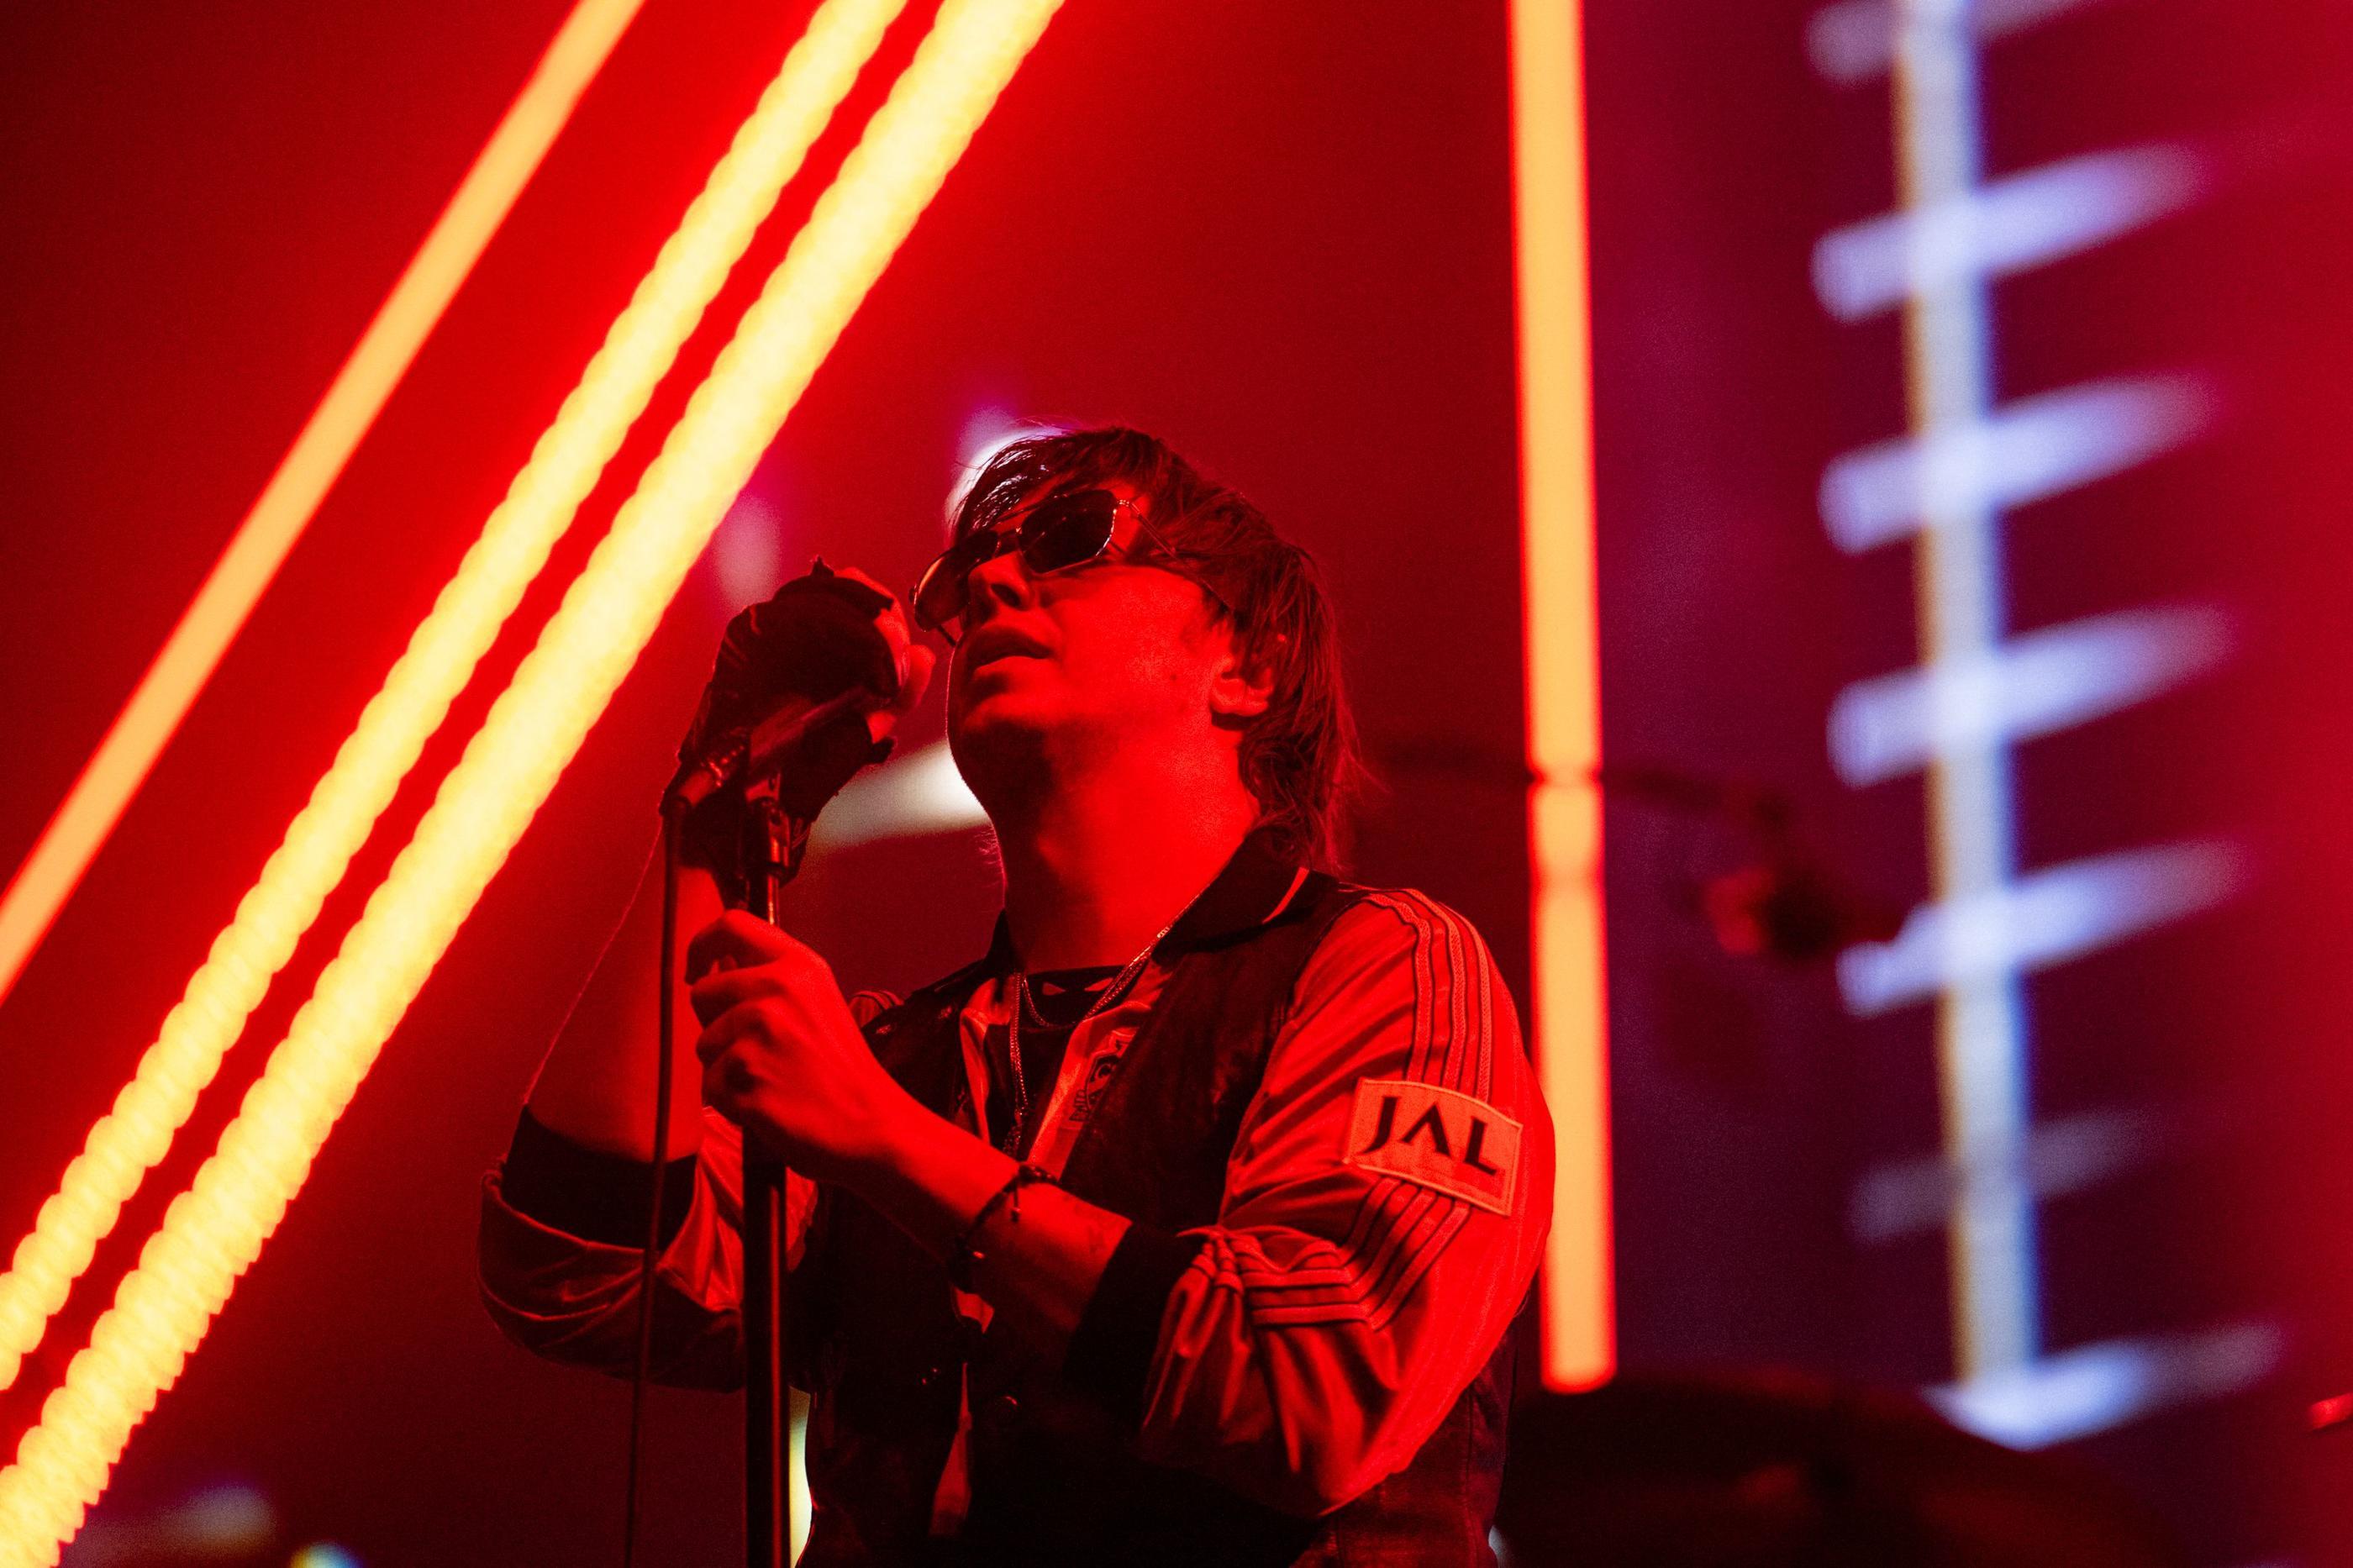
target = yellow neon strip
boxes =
[1508,0,1614,1391]
[0,0,1061,1554]
[0,0,912,1395]
[0,0,644,1017]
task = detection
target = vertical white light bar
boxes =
[1889,0,2040,1381]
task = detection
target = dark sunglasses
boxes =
[909,487,1215,643]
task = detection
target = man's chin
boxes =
[950,687,1061,745]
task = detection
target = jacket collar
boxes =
[978,828,1313,975]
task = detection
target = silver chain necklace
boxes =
[1001,921,1171,1154]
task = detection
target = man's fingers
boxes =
[866,642,935,744]
[894,644,936,713]
[685,908,794,980]
[693,1002,769,1067]
[688,963,768,1028]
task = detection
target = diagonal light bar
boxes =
[0,0,1061,1554]
[0,0,912,1394]
[0,0,645,1017]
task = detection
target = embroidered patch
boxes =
[1062,1030,1136,1125]
[1342,1078,1520,1215]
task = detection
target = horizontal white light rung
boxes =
[1840,839,2245,1014]
[1928,1321,2281,1448]
[1813,143,2207,320]
[1807,0,2114,85]
[1820,374,2216,552]
[1850,1105,2169,1242]
[1829,602,2231,784]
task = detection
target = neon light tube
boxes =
[1508,0,1614,1391]
[0,0,645,1017]
[0,0,911,1394]
[0,0,1061,1555]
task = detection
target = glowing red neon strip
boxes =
[0,0,645,1014]
[0,0,912,1399]
[0,1,1064,1553]
[1508,0,1615,1391]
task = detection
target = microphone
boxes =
[663,559,903,839]
[664,685,882,816]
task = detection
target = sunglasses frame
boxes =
[909,487,1224,644]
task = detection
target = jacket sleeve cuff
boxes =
[498,1106,697,1250]
[1063,1223,1207,1427]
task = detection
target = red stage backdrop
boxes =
[0,3,2344,1564]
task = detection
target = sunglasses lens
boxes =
[913,534,990,631]
[913,491,1126,634]
[1019,489,1119,574]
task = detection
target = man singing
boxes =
[479,427,1554,1565]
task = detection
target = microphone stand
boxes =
[738,785,811,1568]
[662,683,879,1568]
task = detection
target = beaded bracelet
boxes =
[948,1163,1053,1292]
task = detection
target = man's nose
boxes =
[962,547,1036,625]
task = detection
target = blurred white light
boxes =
[1813,143,2208,321]
[1850,1106,2168,1242]
[945,407,1061,525]
[1820,374,2217,552]
[1824,0,2257,1441]
[290,1545,361,1568]
[712,487,789,607]
[1829,602,2231,785]
[812,739,986,850]
[63,1483,275,1566]
[1840,839,2246,1014]
[1928,1322,2282,1448]
[1808,0,2114,84]
[175,1486,275,1552]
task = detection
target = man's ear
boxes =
[1209,635,1281,722]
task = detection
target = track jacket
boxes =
[478,830,1554,1565]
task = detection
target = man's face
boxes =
[944,481,1234,772]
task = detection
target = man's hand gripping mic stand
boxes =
[737,758,810,1568]
[639,564,904,1568]
[724,686,872,1568]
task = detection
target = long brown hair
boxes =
[949,427,1371,868]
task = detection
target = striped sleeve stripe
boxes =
[848,988,904,1027]
[1234,1181,1455,1329]
[1255,1187,1445,1328]
[1359,891,1493,1096]
[1252,1211,1470,1332]
[1226,898,1476,1297]
[1236,1183,1434,1299]
[1244,1192,1470,1331]
[1214,894,1502,1328]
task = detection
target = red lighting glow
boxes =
[0,0,1063,1555]
[0,0,646,1018]
[1508,0,1614,1392]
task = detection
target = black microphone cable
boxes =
[622,803,686,1568]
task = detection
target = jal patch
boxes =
[1343,1078,1519,1215]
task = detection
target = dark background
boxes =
[0,2,2345,1563]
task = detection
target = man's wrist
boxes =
[841,1099,1019,1261]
